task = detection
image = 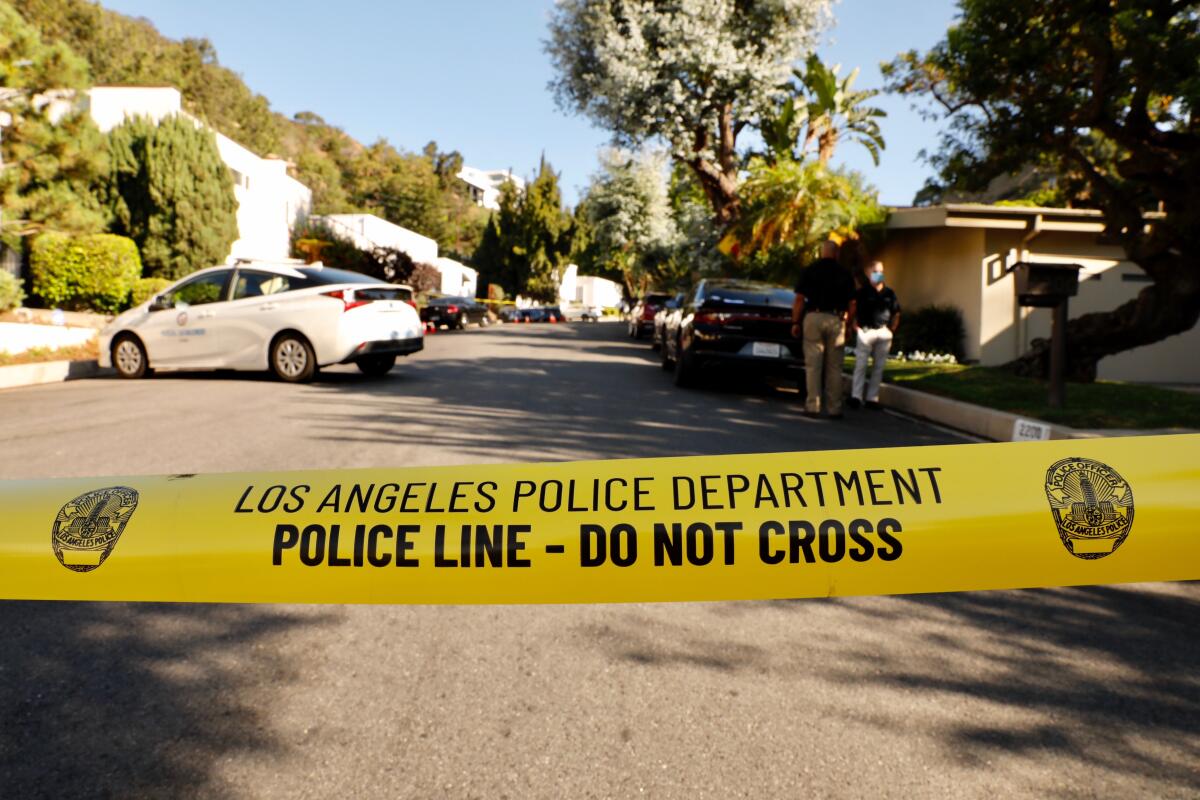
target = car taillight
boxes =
[404,300,417,309]
[643,305,657,319]
[446,305,459,314]
[694,311,730,325]
[323,289,371,312]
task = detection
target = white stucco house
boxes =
[312,213,439,265]
[434,257,478,297]
[558,263,623,309]
[83,87,312,263]
[457,166,525,211]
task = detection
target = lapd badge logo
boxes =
[1044,458,1133,560]
[51,487,139,572]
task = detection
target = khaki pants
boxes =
[802,312,846,415]
[852,326,893,402]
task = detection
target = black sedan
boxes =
[420,296,490,329]
[651,292,686,351]
[660,279,802,387]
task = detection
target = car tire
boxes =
[356,354,396,377]
[673,339,695,387]
[271,333,317,383]
[111,334,150,379]
[660,337,675,371]
[650,330,661,351]
[457,313,467,330]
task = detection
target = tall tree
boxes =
[546,0,830,226]
[0,0,107,243]
[578,149,680,294]
[472,160,575,301]
[104,114,239,279]
[885,0,1200,381]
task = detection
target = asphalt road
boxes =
[1,322,1196,799]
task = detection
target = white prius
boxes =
[99,260,424,382]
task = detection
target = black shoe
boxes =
[847,397,862,410]
[865,401,882,411]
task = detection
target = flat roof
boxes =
[886,204,1119,233]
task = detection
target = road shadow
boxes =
[0,601,334,799]
[297,326,963,461]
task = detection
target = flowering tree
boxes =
[546,0,831,226]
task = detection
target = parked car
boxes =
[660,279,801,387]
[563,304,602,322]
[99,261,423,383]
[421,295,490,329]
[651,292,686,351]
[628,292,674,339]
[541,305,565,322]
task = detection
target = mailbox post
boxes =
[1013,262,1082,409]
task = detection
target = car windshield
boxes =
[297,267,386,285]
[701,283,794,307]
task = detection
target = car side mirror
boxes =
[149,294,173,312]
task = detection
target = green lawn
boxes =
[844,357,1200,430]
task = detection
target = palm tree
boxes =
[798,55,887,166]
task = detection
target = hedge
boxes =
[30,233,142,314]
[0,270,25,313]
[892,305,967,360]
[131,277,172,307]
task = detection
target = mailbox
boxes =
[1013,262,1082,307]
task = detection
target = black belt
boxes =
[808,308,844,315]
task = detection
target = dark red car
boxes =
[627,292,673,340]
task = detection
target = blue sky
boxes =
[99,0,959,206]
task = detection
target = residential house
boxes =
[85,87,312,263]
[434,257,478,297]
[312,213,439,265]
[558,264,622,309]
[877,204,1198,383]
[457,166,525,211]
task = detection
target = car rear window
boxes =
[357,287,412,302]
[644,294,672,305]
[701,284,794,307]
[297,267,386,285]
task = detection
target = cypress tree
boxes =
[104,113,238,278]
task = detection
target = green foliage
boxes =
[473,160,575,302]
[29,231,140,312]
[0,1,107,243]
[577,150,682,295]
[290,218,438,289]
[130,276,169,306]
[892,305,966,361]
[10,0,281,154]
[0,269,25,311]
[103,114,238,279]
[722,158,886,282]
[796,55,886,166]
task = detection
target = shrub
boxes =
[131,277,172,307]
[0,270,25,312]
[30,233,142,314]
[893,305,966,360]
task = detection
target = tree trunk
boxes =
[684,105,741,226]
[1006,258,1200,381]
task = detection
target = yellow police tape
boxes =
[2,434,1197,604]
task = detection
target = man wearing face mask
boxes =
[849,261,901,410]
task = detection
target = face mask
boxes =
[869,272,885,285]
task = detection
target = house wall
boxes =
[877,227,985,360]
[435,257,478,297]
[316,214,439,265]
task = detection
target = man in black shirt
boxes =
[849,261,901,410]
[792,240,856,418]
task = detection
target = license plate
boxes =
[752,341,783,358]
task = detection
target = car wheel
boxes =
[457,313,467,330]
[112,334,150,379]
[356,354,396,376]
[660,335,675,371]
[673,339,695,387]
[271,333,316,383]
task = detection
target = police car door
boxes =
[140,270,232,367]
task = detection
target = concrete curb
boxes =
[850,374,1198,441]
[0,359,109,390]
